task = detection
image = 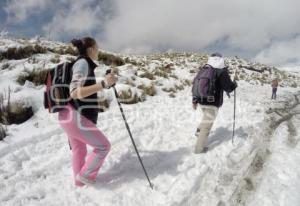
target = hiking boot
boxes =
[194,146,209,154]
[76,174,96,186]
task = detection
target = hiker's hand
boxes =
[105,73,117,87]
[193,103,197,110]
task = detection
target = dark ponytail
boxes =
[71,37,97,56]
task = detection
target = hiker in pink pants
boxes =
[59,37,117,187]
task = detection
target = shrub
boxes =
[139,71,156,80]
[66,56,76,62]
[33,44,47,53]
[16,68,48,86]
[0,124,6,141]
[169,93,176,98]
[50,54,61,63]
[98,98,110,112]
[154,69,169,78]
[28,56,39,64]
[98,52,125,66]
[0,89,34,125]
[1,63,10,70]
[182,79,192,86]
[163,64,174,73]
[124,57,138,66]
[50,46,78,56]
[0,44,47,60]
[125,79,136,87]
[4,102,34,125]
[162,87,176,93]
[175,84,184,91]
[0,94,7,140]
[137,84,157,96]
[169,74,178,79]
[291,82,297,88]
[118,89,141,104]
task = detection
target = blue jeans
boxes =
[272,88,277,99]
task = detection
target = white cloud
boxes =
[42,0,103,39]
[255,36,300,66]
[4,0,49,23]
[4,0,107,39]
[100,0,300,65]
[4,0,300,66]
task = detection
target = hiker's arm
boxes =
[70,74,117,99]
[70,83,103,99]
[220,70,237,93]
[69,59,99,99]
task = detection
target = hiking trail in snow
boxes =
[1,80,299,206]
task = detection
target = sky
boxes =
[1,0,300,67]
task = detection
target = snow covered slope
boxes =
[0,37,300,206]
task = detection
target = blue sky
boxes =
[1,0,300,66]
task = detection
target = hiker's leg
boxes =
[195,106,218,153]
[59,107,87,187]
[59,105,110,183]
[77,115,111,181]
[69,136,87,186]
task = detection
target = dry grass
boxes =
[162,87,177,93]
[0,124,6,141]
[4,102,34,125]
[125,79,136,87]
[182,79,192,86]
[98,52,125,66]
[118,89,141,104]
[124,57,138,66]
[66,56,76,62]
[169,74,179,79]
[16,68,48,86]
[0,94,7,140]
[50,46,78,56]
[1,63,10,70]
[169,93,176,98]
[138,84,157,96]
[175,84,184,91]
[139,71,156,80]
[0,44,47,60]
[154,69,169,79]
[50,54,61,63]
[98,98,110,112]
[0,89,34,126]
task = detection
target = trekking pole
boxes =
[231,68,238,144]
[232,87,236,144]
[106,70,153,189]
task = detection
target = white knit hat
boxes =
[207,53,225,69]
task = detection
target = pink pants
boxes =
[59,105,111,187]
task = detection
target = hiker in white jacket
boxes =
[192,53,237,153]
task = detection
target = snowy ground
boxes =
[1,77,299,206]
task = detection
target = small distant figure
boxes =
[271,79,278,100]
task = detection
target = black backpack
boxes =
[192,65,217,103]
[43,58,81,113]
